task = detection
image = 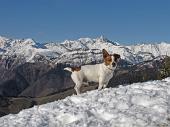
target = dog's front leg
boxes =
[98,84,103,90]
[98,77,104,90]
[103,82,109,88]
[103,75,112,89]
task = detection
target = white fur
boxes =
[64,56,118,95]
[64,67,72,72]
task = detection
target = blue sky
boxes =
[0,0,170,44]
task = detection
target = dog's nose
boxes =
[112,62,116,67]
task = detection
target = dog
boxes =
[64,49,120,95]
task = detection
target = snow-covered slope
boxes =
[1,36,170,65]
[1,78,170,127]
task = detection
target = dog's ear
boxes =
[102,49,109,59]
[113,53,121,62]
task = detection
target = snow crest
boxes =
[0,77,170,127]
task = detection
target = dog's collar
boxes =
[106,66,114,71]
[102,63,115,71]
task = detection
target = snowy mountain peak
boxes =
[0,35,170,65]
[78,37,93,42]
[0,36,8,41]
[97,35,107,41]
[95,35,120,46]
[22,38,36,45]
[0,36,10,48]
[0,36,37,49]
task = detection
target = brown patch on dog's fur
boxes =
[102,49,113,66]
[104,55,112,66]
[113,53,120,62]
[71,67,81,72]
[102,49,110,59]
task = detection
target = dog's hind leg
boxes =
[71,72,83,95]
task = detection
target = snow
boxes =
[128,42,170,57]
[0,36,170,65]
[1,78,170,127]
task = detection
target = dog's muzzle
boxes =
[112,62,116,67]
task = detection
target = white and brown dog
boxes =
[64,49,120,95]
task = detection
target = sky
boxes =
[0,0,170,44]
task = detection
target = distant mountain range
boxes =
[0,35,170,117]
[1,36,170,66]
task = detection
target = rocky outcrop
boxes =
[0,57,74,97]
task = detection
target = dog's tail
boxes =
[64,67,73,72]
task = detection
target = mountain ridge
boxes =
[0,35,170,66]
[1,35,170,117]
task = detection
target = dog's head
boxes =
[102,49,120,69]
